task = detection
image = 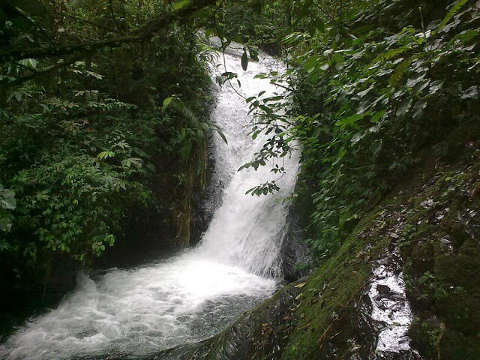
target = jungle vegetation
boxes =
[1,0,479,339]
[0,0,220,331]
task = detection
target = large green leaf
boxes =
[172,0,191,11]
[437,0,469,33]
[241,49,249,71]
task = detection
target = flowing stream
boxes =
[0,46,299,360]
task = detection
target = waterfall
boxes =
[0,45,299,360]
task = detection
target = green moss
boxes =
[278,209,394,359]
[281,148,480,359]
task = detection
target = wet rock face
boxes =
[400,167,480,359]
[299,247,422,360]
[191,131,219,245]
[364,250,422,360]
[280,208,312,282]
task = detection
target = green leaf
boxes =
[336,113,367,129]
[407,74,426,88]
[389,59,413,87]
[430,81,444,95]
[18,58,38,70]
[461,86,479,100]
[241,49,249,71]
[413,101,427,119]
[214,126,228,144]
[97,151,115,160]
[456,29,479,44]
[357,85,374,98]
[303,56,318,73]
[437,0,469,33]
[248,47,259,61]
[172,0,191,11]
[372,46,409,64]
[397,98,413,116]
[319,63,329,71]
[122,158,143,169]
[0,216,13,232]
[370,110,386,123]
[162,96,174,112]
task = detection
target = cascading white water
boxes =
[0,45,299,360]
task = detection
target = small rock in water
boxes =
[376,284,393,295]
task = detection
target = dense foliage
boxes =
[236,0,480,261]
[2,0,477,279]
[1,0,480,356]
[0,0,214,286]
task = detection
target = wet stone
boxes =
[377,284,394,295]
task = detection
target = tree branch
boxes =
[0,0,218,63]
[1,55,89,88]
[0,36,141,63]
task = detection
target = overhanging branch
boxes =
[0,0,218,63]
[1,54,90,88]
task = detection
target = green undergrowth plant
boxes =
[241,0,480,261]
[0,0,215,285]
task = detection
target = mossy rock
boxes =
[168,136,480,360]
